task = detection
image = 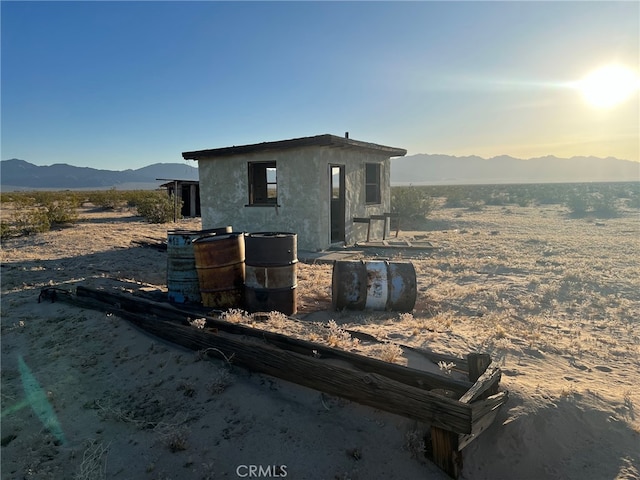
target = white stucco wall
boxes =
[195,145,392,251]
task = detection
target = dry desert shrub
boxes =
[221,308,250,324]
[164,428,189,453]
[437,361,456,376]
[87,188,126,210]
[267,311,288,328]
[75,439,110,480]
[373,343,403,363]
[2,193,80,238]
[136,192,182,223]
[207,368,233,394]
[188,317,207,329]
[325,320,360,350]
[398,312,432,336]
[430,312,454,331]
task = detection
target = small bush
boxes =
[125,190,159,208]
[565,191,619,218]
[14,208,51,235]
[466,201,484,212]
[565,193,589,216]
[0,221,12,240]
[391,187,433,228]
[375,343,403,363]
[590,195,619,218]
[136,193,182,223]
[44,198,79,225]
[627,196,640,209]
[443,188,466,208]
[3,192,79,237]
[88,188,125,210]
[325,320,360,350]
[515,195,532,207]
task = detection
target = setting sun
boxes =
[577,64,640,109]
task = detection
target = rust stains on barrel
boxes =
[332,260,416,312]
[244,232,297,315]
[166,226,231,304]
[193,232,245,308]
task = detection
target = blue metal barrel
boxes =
[166,227,231,304]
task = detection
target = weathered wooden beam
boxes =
[459,365,502,404]
[67,294,474,433]
[458,391,508,450]
[58,285,509,480]
[73,285,473,395]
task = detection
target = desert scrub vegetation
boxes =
[84,188,170,211]
[324,320,361,350]
[86,188,126,210]
[373,342,403,363]
[75,439,110,480]
[391,186,433,228]
[0,191,80,239]
[135,191,182,223]
[391,181,639,213]
[0,188,184,238]
[565,190,620,218]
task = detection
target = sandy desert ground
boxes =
[1,200,639,479]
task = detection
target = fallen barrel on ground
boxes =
[244,232,297,315]
[193,232,245,308]
[332,260,417,312]
[166,226,232,304]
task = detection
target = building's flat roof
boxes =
[182,134,407,160]
[157,179,200,188]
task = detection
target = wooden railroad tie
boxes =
[50,284,508,479]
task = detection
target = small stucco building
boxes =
[182,134,406,251]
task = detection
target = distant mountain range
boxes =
[0,159,199,190]
[1,155,638,190]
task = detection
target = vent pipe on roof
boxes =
[345,131,349,139]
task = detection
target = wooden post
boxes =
[467,353,492,382]
[190,184,197,217]
[430,426,462,479]
[431,353,495,478]
[385,212,400,238]
[173,180,178,223]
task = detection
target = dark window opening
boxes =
[365,163,381,204]
[248,162,277,205]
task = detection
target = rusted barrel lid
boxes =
[245,232,297,266]
[193,232,246,267]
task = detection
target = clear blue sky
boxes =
[2,1,639,170]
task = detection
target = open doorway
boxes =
[330,165,345,243]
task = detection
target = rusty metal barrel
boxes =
[244,232,297,315]
[332,260,416,312]
[193,232,245,308]
[166,227,232,304]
